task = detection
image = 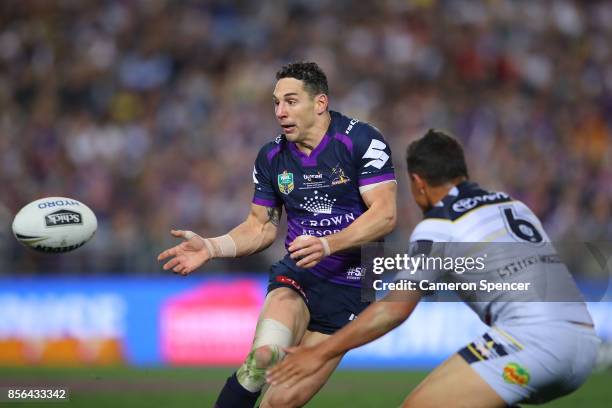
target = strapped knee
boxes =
[236,319,292,392]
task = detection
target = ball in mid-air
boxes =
[12,197,97,253]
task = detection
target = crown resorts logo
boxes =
[300,191,336,215]
[502,362,530,387]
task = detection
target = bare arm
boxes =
[311,290,420,359]
[317,291,420,359]
[326,181,397,253]
[289,181,397,268]
[157,203,282,274]
[228,203,282,256]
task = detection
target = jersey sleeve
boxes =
[252,145,281,208]
[394,219,453,289]
[354,125,396,192]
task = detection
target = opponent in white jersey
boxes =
[268,130,601,407]
[406,180,594,328]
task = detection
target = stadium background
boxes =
[0,0,611,406]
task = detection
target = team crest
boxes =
[331,164,350,186]
[502,362,530,387]
[278,171,294,195]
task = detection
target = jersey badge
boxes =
[331,164,351,186]
[278,171,294,195]
[502,362,531,387]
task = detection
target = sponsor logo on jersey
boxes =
[502,362,530,386]
[303,172,324,182]
[345,118,359,134]
[331,164,351,185]
[278,171,294,195]
[300,172,329,190]
[299,190,336,215]
[362,139,389,169]
[299,212,356,227]
[452,192,510,213]
[346,266,364,280]
[45,209,83,227]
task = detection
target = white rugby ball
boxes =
[12,197,97,253]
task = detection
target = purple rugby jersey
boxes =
[252,111,395,286]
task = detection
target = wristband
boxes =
[204,234,237,258]
[319,237,331,256]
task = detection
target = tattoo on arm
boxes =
[266,206,281,226]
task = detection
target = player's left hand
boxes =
[266,345,326,388]
[288,235,328,268]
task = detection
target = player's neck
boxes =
[428,185,455,205]
[295,112,331,156]
[427,178,467,206]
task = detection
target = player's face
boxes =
[273,78,318,142]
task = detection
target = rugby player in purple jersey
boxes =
[158,62,397,407]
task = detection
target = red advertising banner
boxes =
[160,280,264,365]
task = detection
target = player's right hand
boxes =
[157,230,212,275]
[288,235,328,268]
[266,344,327,388]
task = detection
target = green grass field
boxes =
[0,367,610,407]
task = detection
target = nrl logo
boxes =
[278,170,294,195]
[45,209,83,227]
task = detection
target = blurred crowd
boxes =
[0,0,611,274]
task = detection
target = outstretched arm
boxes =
[157,203,281,274]
[227,203,282,256]
[266,290,421,387]
[288,181,397,268]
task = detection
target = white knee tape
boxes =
[253,318,293,349]
[236,319,293,392]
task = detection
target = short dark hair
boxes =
[406,129,469,186]
[276,62,329,96]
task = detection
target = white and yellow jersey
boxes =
[401,181,593,327]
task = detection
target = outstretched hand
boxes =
[157,230,212,275]
[266,345,328,388]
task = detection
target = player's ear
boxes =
[410,173,426,191]
[314,93,328,115]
